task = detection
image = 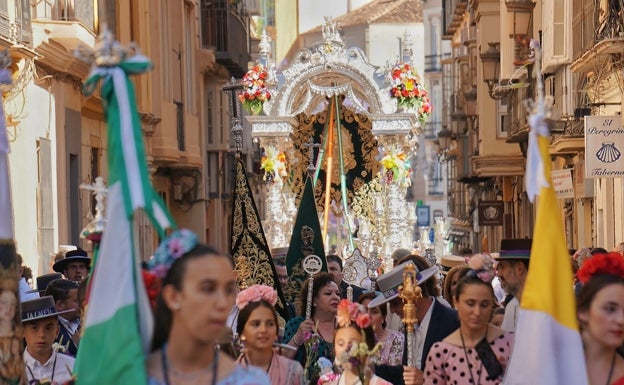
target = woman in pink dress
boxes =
[235,284,305,385]
[424,254,514,385]
[358,292,404,366]
[577,252,624,385]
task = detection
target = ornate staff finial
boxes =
[221,78,245,156]
[302,137,321,177]
[399,262,422,368]
[79,176,108,244]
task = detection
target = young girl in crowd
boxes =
[235,284,304,385]
[318,299,391,385]
[424,254,514,385]
[145,229,270,385]
[577,252,624,385]
[357,292,404,366]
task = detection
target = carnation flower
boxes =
[465,253,496,283]
[577,252,624,284]
[235,284,278,309]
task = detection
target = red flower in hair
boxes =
[577,252,624,284]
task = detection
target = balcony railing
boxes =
[424,121,442,139]
[572,1,623,61]
[31,0,95,32]
[201,0,250,78]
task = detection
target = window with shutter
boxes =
[543,0,570,72]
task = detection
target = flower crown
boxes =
[236,284,278,310]
[465,253,496,283]
[147,229,198,278]
[336,299,371,328]
[577,252,624,284]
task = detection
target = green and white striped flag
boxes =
[75,49,174,385]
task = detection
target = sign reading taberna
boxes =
[585,116,624,178]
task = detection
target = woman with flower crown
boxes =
[234,284,304,385]
[318,299,392,385]
[423,254,515,385]
[145,229,270,385]
[577,252,624,385]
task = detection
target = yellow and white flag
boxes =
[503,42,588,385]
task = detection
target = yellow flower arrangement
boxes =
[260,146,287,183]
[380,149,411,187]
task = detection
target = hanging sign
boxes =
[478,200,504,226]
[585,116,624,178]
[551,169,574,199]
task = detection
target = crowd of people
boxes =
[10,233,624,385]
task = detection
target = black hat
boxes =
[26,273,63,294]
[52,248,91,273]
[21,295,73,323]
[495,238,533,260]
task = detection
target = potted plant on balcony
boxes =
[389,62,432,124]
[239,64,271,115]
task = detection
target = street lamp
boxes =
[480,43,507,100]
[506,0,535,65]
[505,0,535,37]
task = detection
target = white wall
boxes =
[9,81,57,276]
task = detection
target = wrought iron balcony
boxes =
[31,0,96,31]
[201,0,250,78]
[571,1,624,73]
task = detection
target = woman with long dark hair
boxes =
[283,272,341,383]
[145,229,270,385]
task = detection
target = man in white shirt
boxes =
[22,296,75,384]
[495,238,532,332]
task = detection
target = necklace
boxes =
[243,352,273,373]
[605,351,616,385]
[459,330,484,385]
[162,343,219,385]
[26,353,57,383]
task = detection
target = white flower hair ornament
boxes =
[465,253,496,283]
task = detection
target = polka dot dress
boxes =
[423,332,515,385]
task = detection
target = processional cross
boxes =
[302,137,321,177]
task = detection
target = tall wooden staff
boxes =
[0,48,25,384]
[399,263,422,367]
[303,254,323,319]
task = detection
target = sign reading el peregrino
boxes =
[585,116,624,178]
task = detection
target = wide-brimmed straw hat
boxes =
[367,261,438,308]
[440,255,466,274]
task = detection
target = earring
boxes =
[171,303,180,310]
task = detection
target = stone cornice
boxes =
[472,154,526,176]
[35,61,84,92]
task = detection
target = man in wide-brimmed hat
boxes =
[371,256,459,385]
[52,248,91,282]
[495,238,532,332]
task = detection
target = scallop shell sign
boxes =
[585,116,624,178]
